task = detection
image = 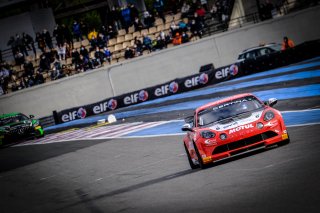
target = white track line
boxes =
[95,121,169,138]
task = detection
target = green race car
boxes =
[0,112,44,145]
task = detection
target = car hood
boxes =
[208,110,264,132]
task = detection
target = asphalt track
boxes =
[0,58,320,213]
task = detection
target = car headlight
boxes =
[264,111,275,121]
[200,130,215,139]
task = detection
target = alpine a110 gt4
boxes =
[182,93,289,169]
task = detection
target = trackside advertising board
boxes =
[55,63,240,123]
[54,39,320,124]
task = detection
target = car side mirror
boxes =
[29,115,35,119]
[181,123,193,132]
[265,98,277,107]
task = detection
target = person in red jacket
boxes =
[282,36,295,50]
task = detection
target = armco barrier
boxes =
[54,39,320,124]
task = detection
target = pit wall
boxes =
[1,6,320,118]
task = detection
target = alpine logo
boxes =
[229,124,254,134]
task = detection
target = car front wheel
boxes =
[184,143,199,170]
[193,141,207,169]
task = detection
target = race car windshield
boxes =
[0,114,29,126]
[197,96,263,127]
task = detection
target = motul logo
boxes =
[229,124,254,134]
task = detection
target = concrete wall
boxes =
[1,6,320,118]
[0,70,114,117]
[0,13,35,51]
[0,8,56,60]
[30,8,56,35]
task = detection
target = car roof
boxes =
[240,43,280,54]
[195,93,256,113]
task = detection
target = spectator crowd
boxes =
[1,0,236,95]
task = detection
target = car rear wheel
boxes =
[184,143,198,169]
[193,142,207,169]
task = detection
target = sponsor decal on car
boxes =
[229,124,254,134]
[210,111,263,131]
[265,120,278,127]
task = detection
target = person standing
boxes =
[281,36,295,50]
[22,33,37,57]
[154,0,165,23]
[36,32,46,53]
[72,21,83,41]
[42,29,53,50]
[15,34,28,56]
[53,25,64,47]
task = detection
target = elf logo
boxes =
[61,107,86,122]
[184,73,209,88]
[215,64,239,79]
[154,81,179,97]
[108,99,118,110]
[93,99,118,114]
[124,90,149,105]
[77,107,87,119]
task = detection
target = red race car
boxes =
[182,93,290,169]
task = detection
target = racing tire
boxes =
[36,134,45,139]
[35,129,45,139]
[184,143,199,170]
[193,141,207,169]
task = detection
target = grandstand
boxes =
[0,0,318,96]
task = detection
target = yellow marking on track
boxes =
[59,128,79,133]
[86,122,110,130]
